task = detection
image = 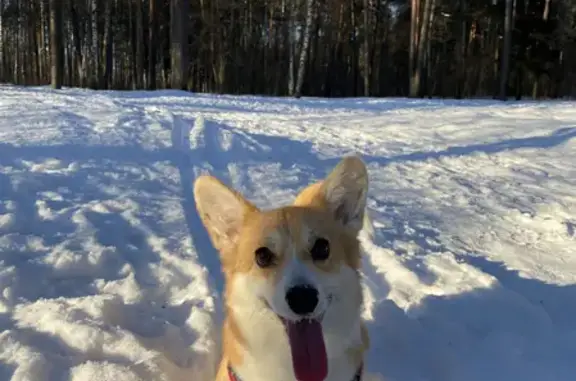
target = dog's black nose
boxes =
[285,285,319,316]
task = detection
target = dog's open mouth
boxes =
[280,316,328,381]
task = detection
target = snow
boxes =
[0,85,575,381]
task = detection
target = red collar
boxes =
[227,363,364,381]
[227,366,239,381]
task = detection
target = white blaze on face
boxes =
[271,253,327,321]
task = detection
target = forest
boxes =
[0,0,574,99]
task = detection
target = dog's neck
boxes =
[227,363,364,381]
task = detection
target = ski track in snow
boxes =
[0,85,576,381]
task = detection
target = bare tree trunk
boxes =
[49,0,63,89]
[278,0,288,94]
[14,0,20,83]
[91,0,100,87]
[148,0,157,89]
[170,0,189,90]
[425,0,436,97]
[363,0,371,96]
[414,0,432,97]
[103,0,113,88]
[0,0,4,81]
[499,0,514,100]
[543,0,551,21]
[455,0,467,98]
[135,0,144,88]
[38,0,48,83]
[69,1,83,86]
[287,0,296,95]
[294,0,314,98]
[409,0,420,97]
[32,10,41,84]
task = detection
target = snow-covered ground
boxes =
[0,85,575,381]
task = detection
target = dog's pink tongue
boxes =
[286,319,327,381]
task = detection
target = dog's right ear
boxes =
[193,175,257,255]
[294,156,369,236]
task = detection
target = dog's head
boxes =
[193,156,369,380]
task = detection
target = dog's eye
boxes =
[255,247,275,268]
[310,238,330,261]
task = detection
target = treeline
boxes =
[0,0,574,99]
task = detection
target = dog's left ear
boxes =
[193,175,257,255]
[295,156,369,235]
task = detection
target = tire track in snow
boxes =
[164,112,222,381]
[171,113,272,292]
[170,114,226,298]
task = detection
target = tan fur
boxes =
[194,156,370,381]
[293,181,324,207]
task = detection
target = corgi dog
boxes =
[193,156,370,381]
